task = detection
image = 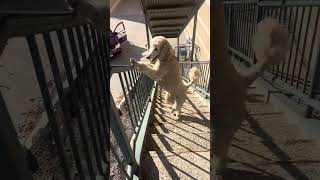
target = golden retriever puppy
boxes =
[130,36,200,120]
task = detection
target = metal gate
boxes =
[0,16,110,180]
[222,0,320,118]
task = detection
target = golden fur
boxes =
[131,36,200,119]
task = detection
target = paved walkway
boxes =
[110,0,147,99]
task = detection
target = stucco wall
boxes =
[180,0,210,61]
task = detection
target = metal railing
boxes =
[222,0,320,118]
[109,65,155,179]
[180,61,210,98]
[0,16,110,180]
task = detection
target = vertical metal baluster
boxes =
[118,72,136,129]
[75,26,106,174]
[90,28,111,151]
[123,72,139,125]
[281,7,292,80]
[128,71,142,121]
[83,25,109,163]
[285,7,299,82]
[240,4,245,53]
[66,28,100,179]
[96,31,111,159]
[26,35,72,180]
[42,32,85,180]
[291,7,305,85]
[236,5,241,51]
[296,6,312,89]
[132,70,143,116]
[274,7,282,78]
[245,3,250,55]
[205,63,210,91]
[303,7,320,93]
[201,64,206,89]
[48,31,95,180]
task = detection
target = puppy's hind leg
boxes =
[164,91,174,104]
[174,100,184,120]
[171,99,177,114]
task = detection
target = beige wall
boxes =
[180,0,210,61]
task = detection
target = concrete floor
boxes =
[110,0,178,99]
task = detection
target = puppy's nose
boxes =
[146,56,150,59]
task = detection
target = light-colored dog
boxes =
[130,36,200,120]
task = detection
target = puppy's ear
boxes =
[157,40,174,61]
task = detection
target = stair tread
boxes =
[150,121,210,134]
[141,151,210,180]
[147,132,210,152]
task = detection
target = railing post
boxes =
[191,10,198,62]
[177,37,180,60]
[144,14,150,49]
[253,0,263,64]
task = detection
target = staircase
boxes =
[141,87,210,180]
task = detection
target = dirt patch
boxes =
[17,102,44,140]
[110,95,136,180]
[30,128,65,180]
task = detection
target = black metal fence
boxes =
[109,66,155,179]
[222,0,320,117]
[0,17,110,180]
[180,61,210,98]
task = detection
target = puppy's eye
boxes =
[155,48,158,51]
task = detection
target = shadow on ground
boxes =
[141,87,210,179]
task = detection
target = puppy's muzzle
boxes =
[146,56,157,64]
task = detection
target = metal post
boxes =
[0,92,34,180]
[191,11,198,62]
[144,14,150,49]
[177,37,180,60]
[306,47,320,118]
[253,0,263,64]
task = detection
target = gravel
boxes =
[110,95,135,180]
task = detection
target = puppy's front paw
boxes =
[130,58,137,66]
[174,114,180,120]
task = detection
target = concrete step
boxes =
[152,110,210,124]
[146,132,210,152]
[141,151,210,180]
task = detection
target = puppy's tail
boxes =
[184,67,200,88]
